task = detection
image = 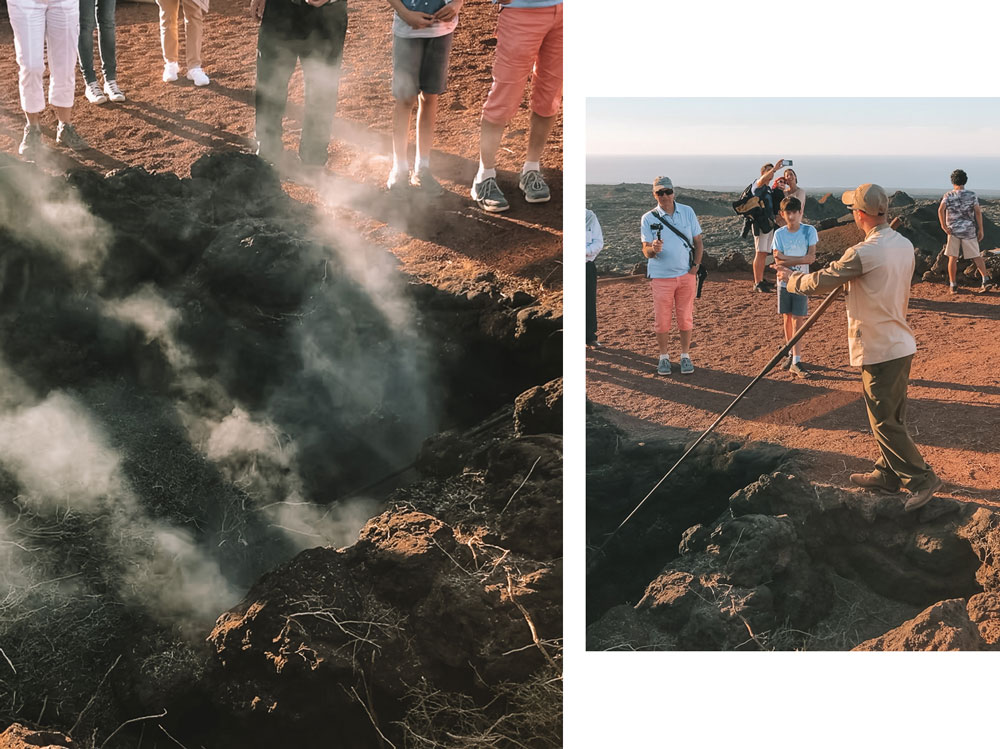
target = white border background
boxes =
[564,1,1000,745]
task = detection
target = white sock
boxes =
[680,353,691,360]
[522,161,541,175]
[391,158,408,176]
[416,155,430,170]
[793,355,802,364]
[476,164,496,184]
[659,354,670,362]
[950,282,957,287]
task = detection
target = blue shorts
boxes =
[778,286,808,316]
[392,33,454,99]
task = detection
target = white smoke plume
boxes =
[199,407,377,551]
[206,407,291,468]
[0,392,125,513]
[103,285,193,371]
[263,493,381,552]
[0,391,240,626]
[0,166,110,272]
[120,523,238,624]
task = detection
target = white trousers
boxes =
[8,0,80,113]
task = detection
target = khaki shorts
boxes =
[754,229,775,254]
[945,235,981,258]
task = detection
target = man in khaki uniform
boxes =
[777,183,942,511]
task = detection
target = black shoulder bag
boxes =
[652,211,709,298]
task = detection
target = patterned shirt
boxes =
[940,189,979,240]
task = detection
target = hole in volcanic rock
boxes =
[587,409,984,650]
[0,153,561,742]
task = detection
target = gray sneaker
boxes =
[18,124,43,160]
[410,167,444,196]
[56,122,88,151]
[680,357,695,375]
[471,176,509,213]
[518,169,551,203]
[789,361,811,378]
[656,357,671,376]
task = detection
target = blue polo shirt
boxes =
[640,203,701,279]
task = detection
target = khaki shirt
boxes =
[786,223,916,366]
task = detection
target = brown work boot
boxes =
[849,469,901,494]
[904,475,944,512]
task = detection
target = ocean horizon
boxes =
[587,155,1000,197]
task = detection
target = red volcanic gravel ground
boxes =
[587,271,1000,507]
[0,0,562,305]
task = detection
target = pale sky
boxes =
[587,98,1000,156]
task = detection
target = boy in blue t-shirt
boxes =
[771,196,817,378]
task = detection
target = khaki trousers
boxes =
[860,354,935,490]
[156,0,203,68]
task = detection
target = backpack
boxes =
[733,182,777,236]
[732,182,766,216]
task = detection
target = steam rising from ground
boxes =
[0,393,124,513]
[0,152,439,654]
[0,165,109,273]
[0,392,237,625]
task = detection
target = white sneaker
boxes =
[84,80,107,104]
[104,79,126,102]
[163,61,179,82]
[186,67,210,87]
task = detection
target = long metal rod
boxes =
[601,284,845,549]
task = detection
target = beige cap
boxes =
[841,183,888,216]
[652,176,674,191]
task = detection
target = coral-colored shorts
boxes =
[650,274,696,333]
[481,4,563,125]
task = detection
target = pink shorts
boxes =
[481,4,563,125]
[650,275,696,333]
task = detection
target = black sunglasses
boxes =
[655,189,674,196]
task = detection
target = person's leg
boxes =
[8,0,48,117]
[299,1,347,166]
[944,235,961,289]
[389,34,420,181]
[181,0,204,71]
[415,91,438,166]
[524,4,561,166]
[415,92,439,167]
[861,355,935,490]
[651,279,675,358]
[525,112,557,165]
[95,0,117,82]
[476,7,547,191]
[753,251,768,285]
[675,274,696,368]
[478,119,506,173]
[790,314,806,359]
[47,0,80,121]
[783,313,795,354]
[156,0,180,65]
[586,260,598,344]
[78,0,98,83]
[679,329,692,354]
[46,0,88,147]
[654,332,671,357]
[254,14,298,162]
[414,31,451,171]
[973,256,991,284]
[392,95,416,172]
